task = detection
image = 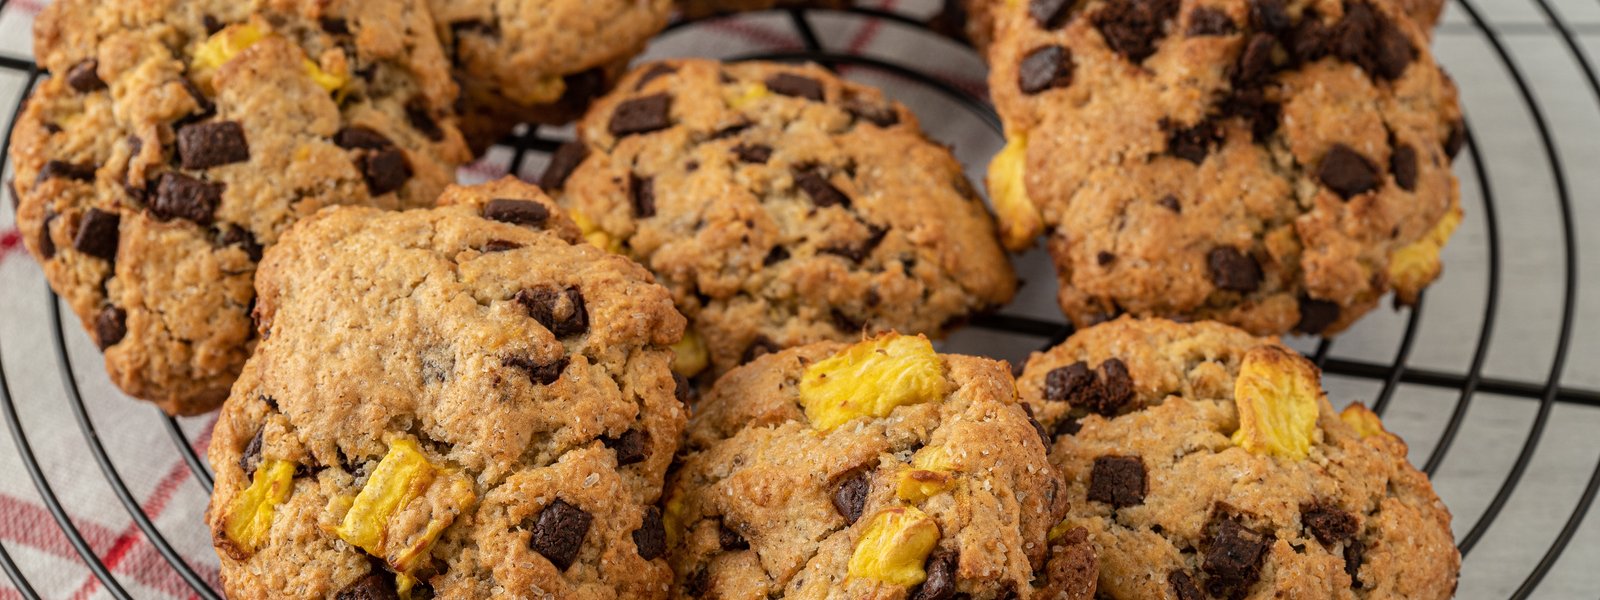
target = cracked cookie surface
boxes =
[429,0,672,151]
[205,179,685,599]
[553,59,1017,381]
[11,0,471,414]
[667,333,1097,599]
[986,0,1462,336]
[1016,318,1458,599]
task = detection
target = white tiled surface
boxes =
[0,0,1597,598]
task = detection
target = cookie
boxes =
[677,0,850,19]
[985,0,1463,336]
[11,0,471,415]
[205,179,686,599]
[1016,318,1459,599]
[667,333,1098,599]
[430,0,673,152]
[551,59,1017,381]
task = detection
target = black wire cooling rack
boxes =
[1,2,1597,599]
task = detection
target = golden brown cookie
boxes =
[1016,318,1459,599]
[429,0,673,152]
[667,333,1097,599]
[205,179,685,599]
[550,59,1017,381]
[986,0,1463,336]
[10,0,471,414]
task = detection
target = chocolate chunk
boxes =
[635,64,678,90]
[733,143,773,164]
[1087,455,1146,508]
[66,60,106,93]
[516,286,589,338]
[910,549,958,600]
[1208,247,1262,292]
[684,569,710,597]
[831,309,862,334]
[1391,143,1418,191]
[1318,144,1378,199]
[633,507,667,560]
[1166,118,1222,164]
[94,305,127,349]
[152,172,222,225]
[844,98,900,127]
[763,246,790,266]
[219,225,263,261]
[1444,119,1466,160]
[604,429,650,466]
[37,160,96,184]
[796,169,850,208]
[1235,33,1277,87]
[507,355,568,385]
[1249,0,1290,33]
[1295,296,1341,334]
[1044,362,1094,404]
[673,373,693,404]
[1203,517,1272,595]
[1371,19,1415,80]
[1097,358,1136,414]
[1158,195,1182,213]
[1289,10,1332,64]
[336,572,399,600]
[540,141,589,190]
[1092,0,1179,63]
[359,148,412,196]
[482,240,522,253]
[1019,45,1075,94]
[609,93,673,137]
[1053,416,1083,437]
[334,126,394,151]
[630,174,656,218]
[178,121,250,170]
[203,15,225,35]
[1301,502,1358,545]
[741,335,780,364]
[404,98,444,142]
[1187,7,1237,36]
[832,469,871,524]
[1220,89,1281,141]
[1097,251,1117,266]
[38,213,58,260]
[319,17,350,34]
[1169,570,1203,600]
[74,208,121,262]
[1030,0,1076,29]
[765,73,824,102]
[820,225,887,264]
[1344,538,1365,588]
[239,427,264,477]
[718,522,749,551]
[556,69,608,111]
[531,498,592,571]
[1021,404,1052,447]
[483,199,551,227]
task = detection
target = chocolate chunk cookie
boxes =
[985,0,1463,336]
[205,179,684,599]
[667,333,1097,598]
[553,59,1017,380]
[10,0,471,415]
[1016,318,1459,599]
[430,0,673,152]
